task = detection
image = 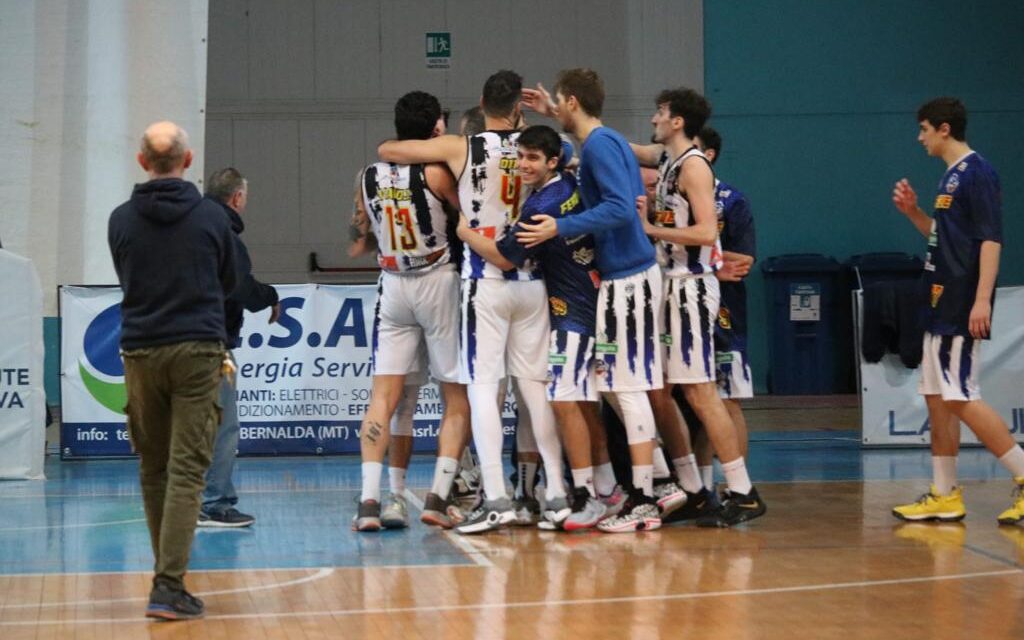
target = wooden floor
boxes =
[2,475,1023,639]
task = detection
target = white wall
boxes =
[0,1,208,314]
[205,0,704,283]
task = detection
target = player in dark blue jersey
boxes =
[695,126,756,485]
[891,97,1024,525]
[458,125,610,530]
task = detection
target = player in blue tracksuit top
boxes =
[520,68,665,534]
[459,124,611,530]
[890,96,1024,525]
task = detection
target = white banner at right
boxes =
[859,286,1024,446]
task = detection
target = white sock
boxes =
[931,456,958,495]
[572,467,596,497]
[699,465,714,489]
[430,456,458,499]
[595,462,617,496]
[515,378,567,500]
[998,445,1024,479]
[653,446,672,479]
[632,464,654,497]
[480,463,507,501]
[360,462,383,502]
[515,460,539,499]
[720,457,753,496]
[672,454,704,494]
[388,466,407,495]
[468,382,507,501]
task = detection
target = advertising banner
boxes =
[60,284,516,458]
[0,250,46,478]
[859,286,1024,446]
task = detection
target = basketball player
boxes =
[630,88,766,527]
[687,126,756,489]
[351,91,469,532]
[350,165,467,529]
[379,71,570,534]
[891,97,1024,525]
[520,68,664,533]
[456,124,610,530]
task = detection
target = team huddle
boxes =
[349,68,764,535]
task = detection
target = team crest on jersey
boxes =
[624,283,635,296]
[957,161,968,172]
[572,246,594,266]
[945,173,960,194]
[930,284,944,308]
[718,307,732,329]
[549,297,568,316]
[934,195,953,209]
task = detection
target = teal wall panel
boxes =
[704,1,1024,393]
[44,317,60,406]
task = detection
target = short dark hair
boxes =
[917,97,967,141]
[205,167,246,203]
[460,106,485,136]
[394,90,441,141]
[656,88,711,139]
[697,126,722,162]
[481,70,522,119]
[517,125,562,161]
[554,68,604,118]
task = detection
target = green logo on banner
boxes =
[81,303,127,415]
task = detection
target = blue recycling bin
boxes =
[761,254,842,394]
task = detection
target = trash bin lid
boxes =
[845,252,924,273]
[761,253,841,274]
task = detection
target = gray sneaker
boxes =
[597,490,662,533]
[380,493,409,529]
[599,485,627,519]
[455,497,516,535]
[351,499,381,532]
[653,479,687,517]
[563,487,608,532]
[511,496,541,526]
[540,496,572,529]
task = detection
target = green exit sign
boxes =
[426,32,451,68]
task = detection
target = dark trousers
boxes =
[123,340,224,589]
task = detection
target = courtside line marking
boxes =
[0,518,147,532]
[402,488,495,569]
[0,568,335,609]
[0,562,475,579]
[3,568,1020,626]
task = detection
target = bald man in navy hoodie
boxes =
[108,121,238,621]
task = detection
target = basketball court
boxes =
[3,425,1022,639]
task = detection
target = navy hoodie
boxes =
[108,178,238,350]
[216,200,279,346]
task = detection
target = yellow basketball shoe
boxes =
[996,477,1024,525]
[892,485,966,522]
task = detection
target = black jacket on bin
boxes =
[860,280,927,368]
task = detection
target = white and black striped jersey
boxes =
[457,130,540,281]
[653,146,723,277]
[362,162,452,275]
